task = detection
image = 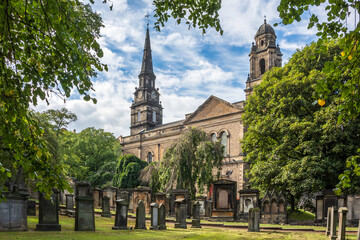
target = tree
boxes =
[242,41,360,210]
[276,0,360,195]
[58,127,121,187]
[159,127,223,200]
[113,154,148,189]
[0,0,223,198]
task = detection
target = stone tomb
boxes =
[0,192,29,231]
[27,200,36,216]
[36,190,61,231]
[158,203,166,230]
[132,187,151,214]
[315,190,346,224]
[211,179,237,221]
[174,198,187,229]
[191,201,201,228]
[135,200,147,229]
[92,188,102,209]
[150,202,159,230]
[112,199,129,230]
[75,195,95,231]
[238,187,259,221]
[261,190,287,224]
[101,196,111,218]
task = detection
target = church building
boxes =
[119,19,282,195]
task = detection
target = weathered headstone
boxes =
[174,198,187,229]
[0,192,29,231]
[27,200,36,216]
[135,200,147,229]
[150,202,159,230]
[326,207,332,236]
[158,203,166,230]
[329,206,337,240]
[205,199,213,217]
[338,207,348,240]
[66,194,74,210]
[101,196,111,218]
[75,195,95,231]
[248,207,260,232]
[191,201,201,228]
[36,190,61,231]
[112,199,129,230]
[76,181,91,197]
[92,188,101,209]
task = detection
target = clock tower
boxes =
[130,24,163,135]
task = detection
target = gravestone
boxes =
[135,200,147,229]
[191,201,201,228]
[27,200,36,216]
[0,192,29,231]
[205,199,213,217]
[75,195,95,231]
[101,196,111,218]
[92,188,101,209]
[118,191,129,202]
[196,196,206,217]
[66,194,74,210]
[238,187,259,222]
[112,199,129,230]
[174,198,187,229]
[170,189,189,216]
[150,202,159,230]
[326,207,331,236]
[76,181,91,197]
[338,207,348,240]
[155,192,168,215]
[248,208,260,232]
[158,203,166,230]
[133,187,151,214]
[329,206,337,240]
[36,190,61,231]
[211,179,237,221]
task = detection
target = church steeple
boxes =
[139,25,155,78]
[130,23,163,135]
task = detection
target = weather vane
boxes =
[145,14,150,28]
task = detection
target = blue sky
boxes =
[35,0,323,137]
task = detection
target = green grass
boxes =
[0,215,357,240]
[288,208,315,221]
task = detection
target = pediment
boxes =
[184,96,242,124]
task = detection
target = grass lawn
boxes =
[0,215,357,240]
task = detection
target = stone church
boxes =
[119,19,282,196]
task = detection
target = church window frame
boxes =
[260,58,266,75]
[147,151,153,163]
[219,131,229,157]
[210,133,217,142]
[152,111,156,122]
[137,110,141,123]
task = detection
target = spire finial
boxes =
[264,15,267,24]
[145,14,150,29]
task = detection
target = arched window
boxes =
[147,152,153,163]
[220,132,228,157]
[260,59,266,74]
[152,111,156,122]
[137,110,141,122]
[211,133,217,142]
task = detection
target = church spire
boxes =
[139,22,154,77]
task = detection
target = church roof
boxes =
[255,19,275,37]
[139,27,155,77]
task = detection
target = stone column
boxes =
[101,196,111,218]
[66,194,74,210]
[329,206,337,240]
[326,207,331,236]
[36,190,61,231]
[75,195,95,231]
[150,202,159,230]
[248,207,260,232]
[174,199,187,229]
[135,200,147,229]
[337,207,348,240]
[112,199,129,230]
[191,201,201,228]
[158,203,166,230]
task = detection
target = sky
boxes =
[34,0,323,137]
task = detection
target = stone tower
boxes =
[130,25,163,135]
[244,19,282,98]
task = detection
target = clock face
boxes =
[137,91,143,99]
[151,91,156,99]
